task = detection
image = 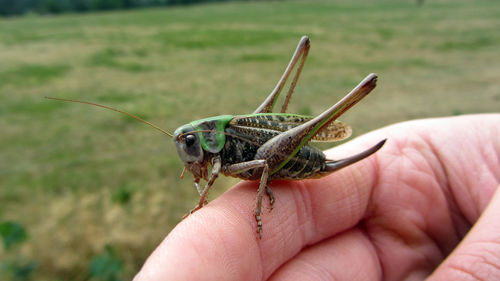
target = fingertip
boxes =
[135,201,263,281]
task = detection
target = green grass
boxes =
[1,0,499,280]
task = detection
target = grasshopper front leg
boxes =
[183,157,221,219]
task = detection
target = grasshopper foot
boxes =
[182,200,208,219]
[182,207,199,219]
[255,213,263,239]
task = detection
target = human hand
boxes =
[134,114,500,281]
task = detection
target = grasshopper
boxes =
[47,36,385,238]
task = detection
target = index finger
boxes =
[133,136,383,281]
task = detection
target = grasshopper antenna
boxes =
[45,96,174,138]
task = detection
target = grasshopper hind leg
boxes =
[254,36,310,114]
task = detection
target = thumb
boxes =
[427,185,500,280]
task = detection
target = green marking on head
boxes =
[190,115,233,153]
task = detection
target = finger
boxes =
[269,228,381,281]
[134,136,384,281]
[133,197,263,281]
[426,185,500,281]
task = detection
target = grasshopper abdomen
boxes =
[221,123,327,180]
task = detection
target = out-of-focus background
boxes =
[0,0,499,280]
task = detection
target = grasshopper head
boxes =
[174,124,207,180]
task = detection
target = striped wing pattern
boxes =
[230,114,352,142]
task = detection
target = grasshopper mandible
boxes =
[47,36,386,238]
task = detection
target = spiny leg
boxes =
[194,178,208,206]
[194,178,203,196]
[254,36,310,114]
[183,158,221,219]
[224,159,270,238]
[254,163,269,238]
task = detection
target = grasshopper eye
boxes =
[173,126,203,165]
[185,134,196,146]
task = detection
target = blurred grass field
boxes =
[1,0,499,280]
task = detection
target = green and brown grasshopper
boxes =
[47,36,385,237]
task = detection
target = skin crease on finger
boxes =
[359,114,500,280]
[134,114,500,281]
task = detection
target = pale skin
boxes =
[134,114,500,281]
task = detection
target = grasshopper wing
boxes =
[311,120,351,142]
[231,113,351,142]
